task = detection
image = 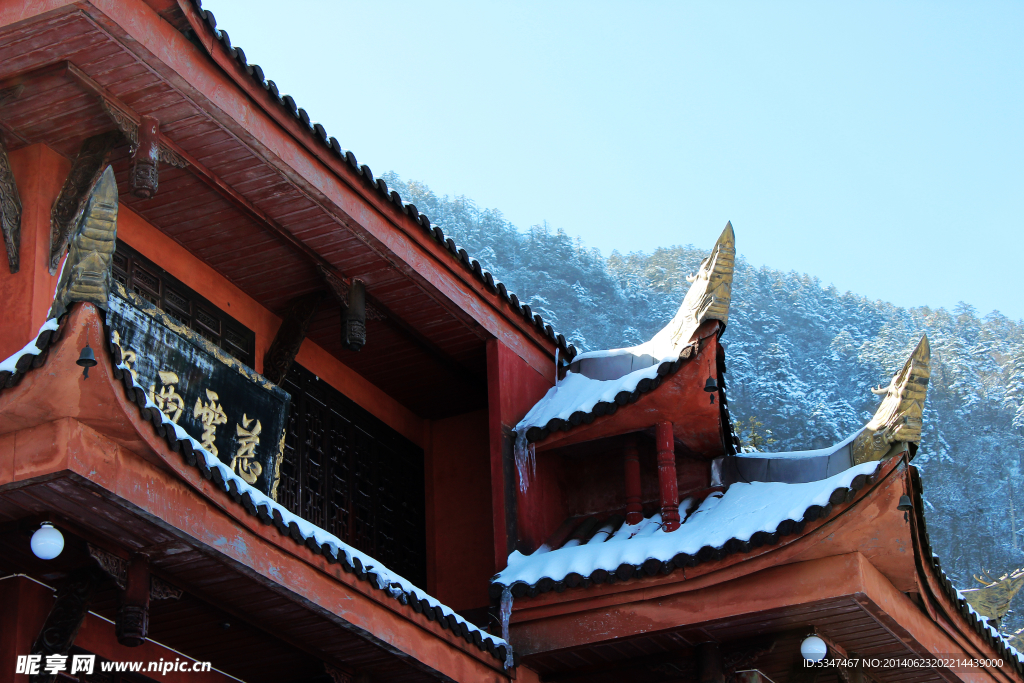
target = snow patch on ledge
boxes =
[494,461,880,588]
[111,349,508,654]
[515,359,667,434]
[740,430,860,460]
[0,318,61,374]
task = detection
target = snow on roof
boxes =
[493,460,880,589]
[511,225,735,488]
[740,430,860,460]
[0,317,60,374]
[722,431,861,485]
[517,360,667,441]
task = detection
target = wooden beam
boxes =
[699,642,725,683]
[262,291,325,385]
[540,647,697,682]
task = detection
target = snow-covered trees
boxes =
[383,172,1024,629]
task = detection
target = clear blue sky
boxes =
[203,1,1023,320]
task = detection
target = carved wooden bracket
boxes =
[48,131,120,275]
[88,543,127,589]
[100,100,187,170]
[343,278,366,352]
[88,544,183,601]
[318,265,385,321]
[262,290,326,385]
[150,576,184,601]
[116,556,150,647]
[29,567,104,683]
[0,130,21,273]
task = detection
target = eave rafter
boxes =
[0,59,486,392]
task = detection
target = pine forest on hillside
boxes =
[381,172,1024,633]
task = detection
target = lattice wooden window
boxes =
[111,241,256,368]
[277,363,427,589]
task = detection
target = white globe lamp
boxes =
[30,522,64,560]
[800,635,828,663]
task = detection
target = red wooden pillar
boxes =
[699,642,725,683]
[624,437,642,525]
[0,576,53,680]
[656,421,680,531]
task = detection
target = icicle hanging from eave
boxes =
[514,430,536,493]
[500,585,514,669]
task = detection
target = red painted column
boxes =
[624,437,642,525]
[0,576,53,682]
[656,421,680,531]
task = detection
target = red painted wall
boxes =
[0,145,68,361]
[424,409,494,612]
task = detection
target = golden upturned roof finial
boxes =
[962,568,1024,625]
[851,335,930,465]
[652,221,735,352]
[49,165,118,319]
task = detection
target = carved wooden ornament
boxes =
[262,291,325,385]
[0,131,21,273]
[101,99,186,169]
[49,166,118,319]
[131,115,160,198]
[30,568,104,683]
[49,132,119,274]
[851,335,930,465]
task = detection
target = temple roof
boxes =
[513,223,735,459]
[0,308,511,665]
[181,0,576,360]
[492,460,880,595]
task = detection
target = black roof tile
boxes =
[186,0,576,361]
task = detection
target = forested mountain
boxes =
[382,172,1024,632]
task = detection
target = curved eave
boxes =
[0,303,511,669]
[175,0,576,362]
[529,322,726,456]
[909,467,1024,676]
[490,458,888,600]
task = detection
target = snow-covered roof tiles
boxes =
[512,224,736,477]
[492,460,881,596]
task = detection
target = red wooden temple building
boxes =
[0,2,1019,682]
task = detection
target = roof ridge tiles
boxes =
[186,0,576,359]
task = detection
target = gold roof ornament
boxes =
[851,335,930,465]
[961,568,1024,625]
[49,165,118,319]
[1009,627,1024,652]
[651,221,735,352]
